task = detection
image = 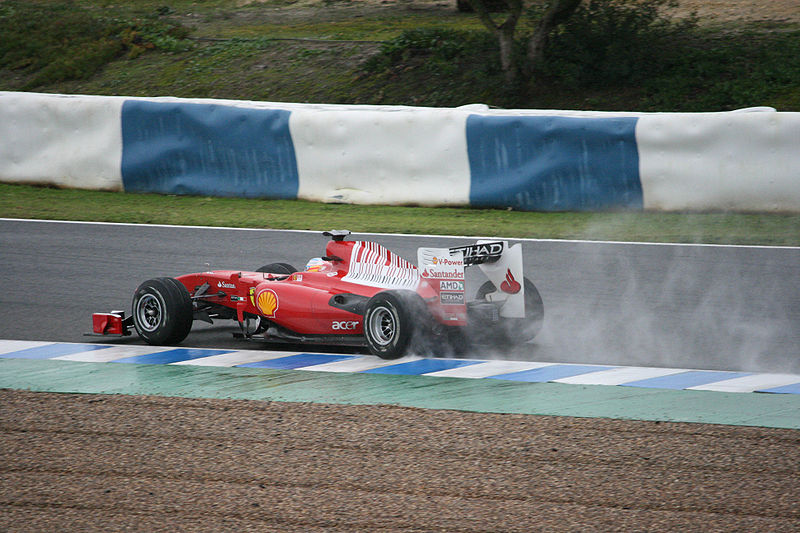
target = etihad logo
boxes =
[256,289,279,317]
[450,242,504,266]
[440,292,465,305]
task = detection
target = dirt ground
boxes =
[666,0,800,24]
[2,389,799,532]
[235,0,800,25]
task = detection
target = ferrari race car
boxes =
[90,230,544,359]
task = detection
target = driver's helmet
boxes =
[305,257,329,272]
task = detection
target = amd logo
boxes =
[332,321,359,331]
[440,280,464,291]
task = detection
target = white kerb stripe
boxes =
[688,373,800,393]
[170,350,301,367]
[54,345,173,362]
[0,340,49,355]
[554,366,690,386]
[310,355,425,373]
[425,360,553,379]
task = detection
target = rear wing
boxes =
[418,240,525,319]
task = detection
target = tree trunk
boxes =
[469,0,524,82]
[525,0,582,76]
[498,26,516,82]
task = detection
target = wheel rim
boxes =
[136,293,162,332]
[368,305,396,347]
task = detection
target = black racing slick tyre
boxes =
[476,277,544,345]
[256,262,297,274]
[363,290,426,360]
[132,277,193,345]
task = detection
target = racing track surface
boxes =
[2,219,800,531]
[1,219,798,373]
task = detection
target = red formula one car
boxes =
[91,230,544,359]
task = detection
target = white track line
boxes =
[3,218,795,250]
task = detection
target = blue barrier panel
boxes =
[466,115,642,211]
[121,100,299,198]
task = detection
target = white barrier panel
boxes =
[290,107,471,205]
[1,91,799,213]
[0,92,124,191]
[637,108,800,211]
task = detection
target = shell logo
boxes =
[256,289,279,317]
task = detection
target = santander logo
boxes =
[500,269,521,294]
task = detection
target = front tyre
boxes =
[363,291,424,359]
[132,277,193,345]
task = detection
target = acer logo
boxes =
[332,321,359,331]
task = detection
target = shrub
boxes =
[364,28,493,73]
[536,0,698,87]
[0,1,192,89]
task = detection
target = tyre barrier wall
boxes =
[1,91,799,212]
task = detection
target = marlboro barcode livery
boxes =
[89,231,544,359]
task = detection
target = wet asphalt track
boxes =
[1,218,798,373]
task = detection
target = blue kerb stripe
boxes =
[488,364,615,383]
[121,100,299,199]
[466,115,641,211]
[759,383,800,394]
[362,359,483,375]
[237,354,355,369]
[0,343,111,360]
[622,370,753,390]
[111,348,232,365]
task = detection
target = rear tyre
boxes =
[475,277,544,345]
[363,291,425,359]
[256,262,297,274]
[132,277,193,345]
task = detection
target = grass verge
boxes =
[1,184,798,246]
